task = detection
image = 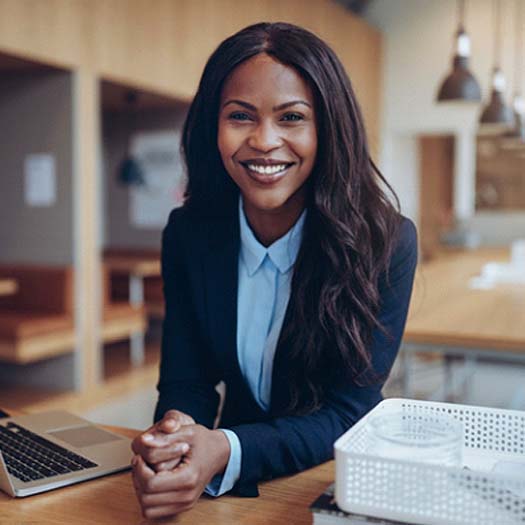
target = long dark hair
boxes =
[182,22,402,414]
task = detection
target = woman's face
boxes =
[218,53,317,219]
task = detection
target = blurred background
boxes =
[0,0,524,429]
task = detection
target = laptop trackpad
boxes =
[48,426,121,448]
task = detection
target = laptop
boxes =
[0,410,132,497]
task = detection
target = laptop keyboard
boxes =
[0,422,98,483]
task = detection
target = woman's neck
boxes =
[243,197,306,247]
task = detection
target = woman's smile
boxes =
[239,159,296,184]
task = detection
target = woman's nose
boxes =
[247,120,283,152]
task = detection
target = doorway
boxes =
[418,134,455,260]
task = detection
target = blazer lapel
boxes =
[202,214,243,381]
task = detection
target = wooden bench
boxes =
[0,265,75,364]
[0,264,147,366]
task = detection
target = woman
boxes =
[131,22,417,519]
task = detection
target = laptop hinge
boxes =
[0,450,16,497]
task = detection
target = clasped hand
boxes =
[131,410,230,519]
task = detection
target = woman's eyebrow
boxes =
[221,99,312,111]
[273,100,311,111]
[222,99,256,110]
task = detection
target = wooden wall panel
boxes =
[0,0,87,69]
[0,0,382,136]
[321,1,382,155]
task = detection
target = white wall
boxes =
[364,0,525,244]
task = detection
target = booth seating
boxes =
[0,265,75,363]
[104,248,163,319]
[0,264,147,366]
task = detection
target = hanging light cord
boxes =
[494,0,502,69]
[515,0,523,93]
[457,0,465,32]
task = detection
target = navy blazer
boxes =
[155,206,418,497]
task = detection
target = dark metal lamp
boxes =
[118,91,145,186]
[479,0,513,127]
[480,68,514,125]
[437,1,481,102]
[437,30,481,101]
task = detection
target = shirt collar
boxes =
[239,197,306,276]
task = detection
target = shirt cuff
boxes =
[204,429,241,497]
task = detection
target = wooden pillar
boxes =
[72,68,102,390]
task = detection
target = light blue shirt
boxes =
[205,198,306,496]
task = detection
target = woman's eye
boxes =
[281,113,304,122]
[228,112,252,121]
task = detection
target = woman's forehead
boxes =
[220,53,313,106]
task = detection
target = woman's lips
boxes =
[239,161,295,185]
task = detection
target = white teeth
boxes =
[246,163,288,175]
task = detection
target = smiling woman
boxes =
[130,22,418,520]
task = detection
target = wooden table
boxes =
[0,425,333,525]
[0,278,17,297]
[104,256,161,366]
[105,257,161,281]
[402,247,525,404]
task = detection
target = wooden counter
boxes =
[405,248,525,352]
[401,247,525,403]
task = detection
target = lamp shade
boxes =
[480,68,514,124]
[437,27,481,102]
[118,157,145,186]
[437,56,482,101]
[507,94,525,140]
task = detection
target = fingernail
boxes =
[142,434,154,442]
[182,443,189,453]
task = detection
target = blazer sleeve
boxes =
[228,218,418,496]
[154,209,220,428]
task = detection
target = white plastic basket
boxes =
[334,398,525,525]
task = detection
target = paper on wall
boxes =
[24,154,57,207]
[129,130,185,229]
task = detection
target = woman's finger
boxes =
[138,462,199,493]
[139,441,190,465]
[162,410,195,428]
[132,454,155,492]
[152,456,183,472]
[140,425,180,447]
[142,502,192,520]
[133,412,196,457]
[139,488,195,508]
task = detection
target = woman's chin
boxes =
[244,194,291,214]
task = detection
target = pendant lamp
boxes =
[437,0,481,102]
[479,0,514,126]
[118,91,145,186]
